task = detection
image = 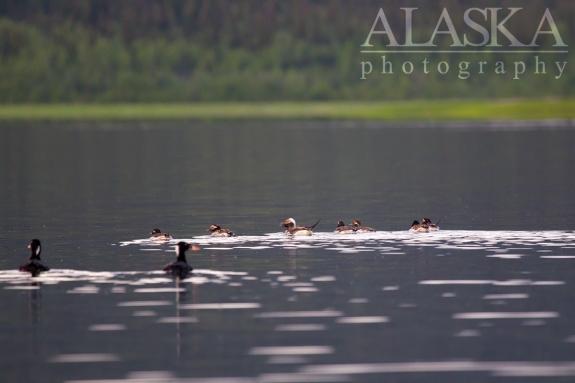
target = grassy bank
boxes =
[0,99,574,121]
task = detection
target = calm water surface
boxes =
[1,121,575,383]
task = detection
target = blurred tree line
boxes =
[0,0,573,103]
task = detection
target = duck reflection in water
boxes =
[29,282,42,325]
[163,242,201,360]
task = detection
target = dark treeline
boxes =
[0,0,573,102]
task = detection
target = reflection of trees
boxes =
[29,282,41,325]
[175,278,185,360]
[25,281,42,370]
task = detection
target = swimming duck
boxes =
[409,220,429,233]
[207,224,236,237]
[422,217,440,231]
[280,218,321,236]
[150,228,173,241]
[163,242,197,278]
[350,220,376,233]
[334,220,357,234]
[19,239,50,277]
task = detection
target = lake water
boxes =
[1,121,575,383]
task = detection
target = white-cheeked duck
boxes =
[280,218,321,236]
[163,242,200,279]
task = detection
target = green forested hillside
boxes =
[0,0,573,103]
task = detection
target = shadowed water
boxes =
[1,121,575,383]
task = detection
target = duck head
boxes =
[175,241,200,260]
[207,224,222,232]
[280,218,296,229]
[28,239,42,260]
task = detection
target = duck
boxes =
[19,239,50,277]
[350,220,376,233]
[163,242,198,279]
[280,218,321,236]
[409,220,429,233]
[207,224,236,237]
[334,220,357,234]
[150,228,173,241]
[422,217,440,231]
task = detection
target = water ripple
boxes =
[118,231,575,256]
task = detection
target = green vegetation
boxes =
[1,99,574,121]
[0,1,573,103]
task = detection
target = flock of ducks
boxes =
[18,218,440,279]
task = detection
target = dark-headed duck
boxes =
[150,228,173,241]
[334,220,357,234]
[19,239,50,277]
[409,220,429,233]
[207,224,236,237]
[163,242,199,279]
[280,218,321,236]
[350,220,376,233]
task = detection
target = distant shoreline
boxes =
[0,100,574,122]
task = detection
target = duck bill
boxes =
[27,244,31,249]
[191,245,201,251]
